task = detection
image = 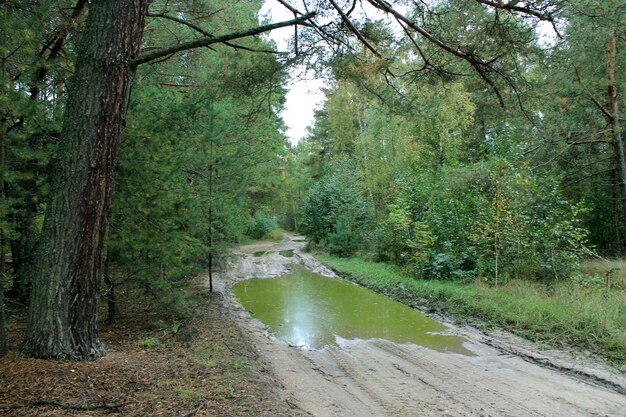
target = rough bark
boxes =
[23,0,149,360]
[208,138,214,293]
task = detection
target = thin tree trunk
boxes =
[208,130,214,293]
[612,169,622,257]
[1,36,8,356]
[9,196,37,301]
[608,34,626,232]
[292,199,299,232]
[0,241,6,357]
[103,257,117,325]
[24,0,149,360]
[0,100,7,356]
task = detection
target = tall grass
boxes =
[318,255,626,364]
[581,259,626,290]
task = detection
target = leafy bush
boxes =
[377,203,435,276]
[377,160,588,282]
[247,211,279,240]
[301,162,371,256]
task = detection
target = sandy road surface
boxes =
[214,235,626,417]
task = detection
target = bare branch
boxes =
[132,12,316,67]
[274,0,302,16]
[40,0,88,58]
[474,0,563,37]
[328,0,381,57]
[147,12,281,55]
[148,11,213,37]
[574,66,613,121]
[563,168,614,188]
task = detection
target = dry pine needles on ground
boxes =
[0,281,301,417]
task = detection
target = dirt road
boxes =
[215,235,626,417]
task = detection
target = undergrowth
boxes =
[581,259,626,290]
[318,254,626,367]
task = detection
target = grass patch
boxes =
[139,336,160,348]
[581,259,626,290]
[157,379,207,405]
[318,254,626,366]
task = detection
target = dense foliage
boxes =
[294,0,625,286]
[0,0,625,359]
[0,1,290,333]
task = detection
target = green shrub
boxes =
[301,161,371,256]
[247,211,279,240]
[381,160,589,282]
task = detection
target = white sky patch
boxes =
[536,20,560,48]
[260,1,327,145]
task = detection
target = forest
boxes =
[0,1,625,412]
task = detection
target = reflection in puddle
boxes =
[278,250,294,258]
[233,266,473,355]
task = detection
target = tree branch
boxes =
[30,0,88,100]
[563,168,614,188]
[328,0,381,57]
[132,12,316,67]
[474,0,563,37]
[365,0,506,106]
[147,12,281,55]
[40,0,89,59]
[574,66,613,121]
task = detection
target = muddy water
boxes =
[233,265,472,354]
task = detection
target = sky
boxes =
[259,1,326,145]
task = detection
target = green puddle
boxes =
[253,251,266,257]
[233,266,472,355]
[279,250,294,257]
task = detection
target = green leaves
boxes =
[301,160,371,256]
[104,0,290,316]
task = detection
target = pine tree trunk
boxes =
[608,34,626,235]
[23,0,149,360]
